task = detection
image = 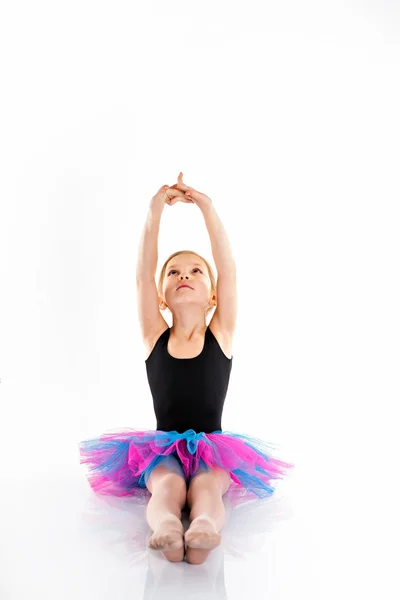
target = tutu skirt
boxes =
[79,427,294,508]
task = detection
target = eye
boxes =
[167,268,202,276]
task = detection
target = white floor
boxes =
[1,461,396,599]
[2,0,399,597]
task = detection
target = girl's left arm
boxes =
[201,202,237,333]
[200,203,236,274]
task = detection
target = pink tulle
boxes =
[79,428,294,509]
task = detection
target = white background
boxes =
[0,1,399,598]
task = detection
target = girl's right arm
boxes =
[136,187,167,282]
[136,182,189,344]
[135,187,169,344]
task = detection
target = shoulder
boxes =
[143,325,169,361]
[208,321,234,360]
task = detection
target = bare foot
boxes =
[185,514,221,550]
[148,515,185,561]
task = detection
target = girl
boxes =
[79,172,294,565]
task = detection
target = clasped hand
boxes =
[154,172,212,208]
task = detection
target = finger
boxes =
[186,189,208,204]
[167,196,194,205]
[174,183,192,193]
[178,172,186,186]
[166,187,193,203]
[166,186,184,198]
[170,183,187,191]
[154,184,169,196]
[166,188,186,199]
[175,172,191,192]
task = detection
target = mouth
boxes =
[177,285,193,290]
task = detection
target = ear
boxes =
[209,293,217,307]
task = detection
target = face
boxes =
[161,253,215,313]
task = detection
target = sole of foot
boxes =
[147,515,185,562]
[185,515,221,550]
[184,515,221,564]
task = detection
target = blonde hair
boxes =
[157,250,217,316]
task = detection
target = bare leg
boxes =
[185,469,231,565]
[146,469,187,562]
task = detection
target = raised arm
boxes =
[135,187,166,282]
[136,185,189,344]
[199,203,237,334]
[135,188,168,344]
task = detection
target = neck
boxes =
[170,320,207,340]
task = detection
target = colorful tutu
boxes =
[79,427,294,508]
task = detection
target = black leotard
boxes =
[145,325,233,433]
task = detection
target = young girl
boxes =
[79,172,294,565]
